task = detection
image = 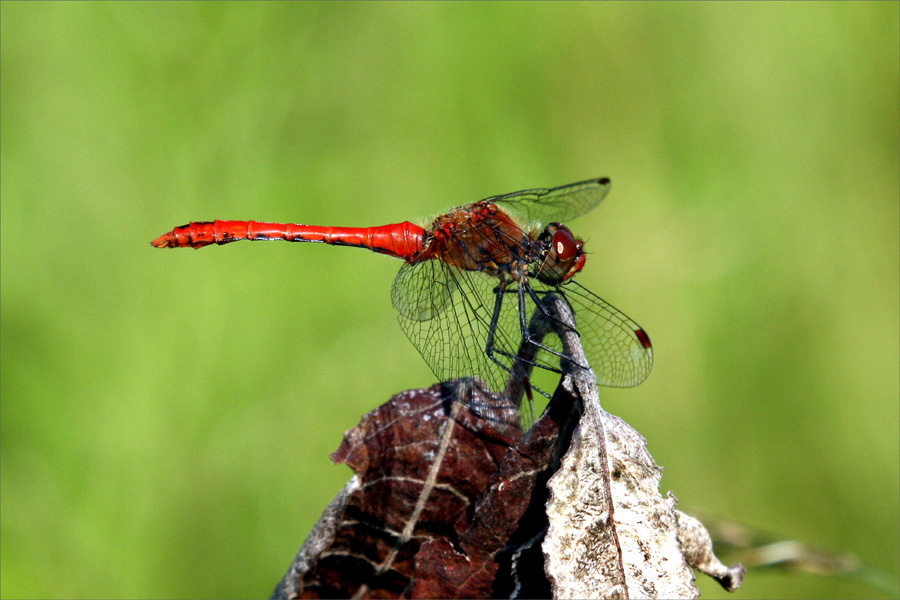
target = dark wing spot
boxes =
[635,328,652,350]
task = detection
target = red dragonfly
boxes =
[152,178,652,406]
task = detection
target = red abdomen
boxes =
[152,220,425,261]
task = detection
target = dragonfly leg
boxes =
[485,282,570,377]
[517,285,579,366]
[523,286,590,372]
[482,283,553,409]
[483,281,515,375]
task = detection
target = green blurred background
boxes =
[2,2,897,598]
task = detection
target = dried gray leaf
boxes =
[675,510,745,592]
[542,295,743,599]
[543,375,697,599]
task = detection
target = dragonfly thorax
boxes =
[534,223,586,286]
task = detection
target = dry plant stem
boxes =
[273,294,743,599]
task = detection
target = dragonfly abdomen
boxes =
[152,220,425,260]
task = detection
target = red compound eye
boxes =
[552,227,578,260]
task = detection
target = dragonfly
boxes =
[152,178,653,417]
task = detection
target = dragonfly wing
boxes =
[489,178,611,230]
[560,281,653,388]
[393,259,511,392]
[392,259,567,396]
[392,257,456,321]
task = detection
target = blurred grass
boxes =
[1,2,897,598]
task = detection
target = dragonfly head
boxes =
[535,223,586,285]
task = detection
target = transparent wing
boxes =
[391,256,653,395]
[559,281,653,388]
[488,178,611,231]
[392,258,565,396]
[391,255,456,322]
